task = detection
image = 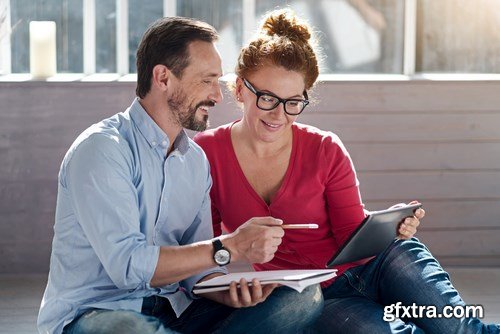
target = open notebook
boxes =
[193,269,337,294]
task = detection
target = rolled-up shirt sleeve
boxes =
[179,166,227,298]
[64,133,159,291]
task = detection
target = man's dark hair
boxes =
[135,17,218,98]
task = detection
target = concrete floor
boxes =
[0,267,499,334]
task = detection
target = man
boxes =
[38,17,322,334]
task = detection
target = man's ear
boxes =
[151,64,171,92]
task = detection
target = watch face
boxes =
[214,249,230,265]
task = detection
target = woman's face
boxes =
[237,65,306,143]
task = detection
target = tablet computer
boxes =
[326,203,422,267]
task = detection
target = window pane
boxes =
[128,0,163,73]
[96,0,116,73]
[255,0,404,74]
[10,0,83,73]
[177,0,243,74]
[416,0,500,73]
[1,1,8,75]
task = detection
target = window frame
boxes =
[1,0,500,82]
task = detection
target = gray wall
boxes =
[1,80,499,273]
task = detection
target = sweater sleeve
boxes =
[323,134,366,247]
[211,201,223,237]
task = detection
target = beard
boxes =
[167,87,213,132]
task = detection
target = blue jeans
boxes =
[63,284,323,334]
[312,238,500,334]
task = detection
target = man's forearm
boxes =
[150,217,283,287]
[150,240,219,287]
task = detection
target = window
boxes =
[95,0,116,73]
[255,0,405,74]
[1,0,499,76]
[128,0,163,73]
[176,0,242,74]
[416,0,500,73]
[9,0,83,73]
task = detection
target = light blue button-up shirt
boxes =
[38,99,225,334]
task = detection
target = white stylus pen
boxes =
[281,224,319,229]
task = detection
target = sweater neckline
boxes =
[225,120,298,209]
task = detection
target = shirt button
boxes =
[151,141,157,146]
[161,140,168,147]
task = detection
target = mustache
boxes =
[195,100,215,110]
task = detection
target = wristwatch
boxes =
[212,239,231,266]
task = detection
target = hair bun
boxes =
[261,9,311,43]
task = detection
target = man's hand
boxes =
[395,201,425,239]
[222,217,284,264]
[150,217,282,287]
[202,278,278,308]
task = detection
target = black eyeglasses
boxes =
[242,78,309,116]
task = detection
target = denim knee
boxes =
[391,237,427,256]
[213,284,324,334]
[271,284,323,316]
[298,284,324,316]
[386,238,436,266]
[65,309,174,334]
[378,238,449,284]
[270,284,324,331]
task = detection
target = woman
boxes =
[194,9,499,333]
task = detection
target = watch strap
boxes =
[212,238,224,252]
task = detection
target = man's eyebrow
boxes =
[202,72,222,79]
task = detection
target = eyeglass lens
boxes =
[257,95,305,115]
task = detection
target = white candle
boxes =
[29,21,57,79]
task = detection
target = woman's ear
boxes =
[151,64,171,92]
[235,77,244,102]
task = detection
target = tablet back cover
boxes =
[327,204,422,267]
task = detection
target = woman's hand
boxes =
[395,201,425,239]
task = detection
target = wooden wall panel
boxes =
[347,142,500,171]
[1,80,499,273]
[357,171,500,200]
[418,230,500,258]
[295,113,500,142]
[309,81,500,112]
[364,200,500,229]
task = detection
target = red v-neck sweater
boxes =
[194,121,367,286]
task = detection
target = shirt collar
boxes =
[129,98,190,156]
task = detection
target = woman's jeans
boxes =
[63,284,323,334]
[313,238,500,334]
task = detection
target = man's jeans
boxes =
[63,284,323,334]
[313,238,500,334]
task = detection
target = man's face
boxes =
[167,41,223,132]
